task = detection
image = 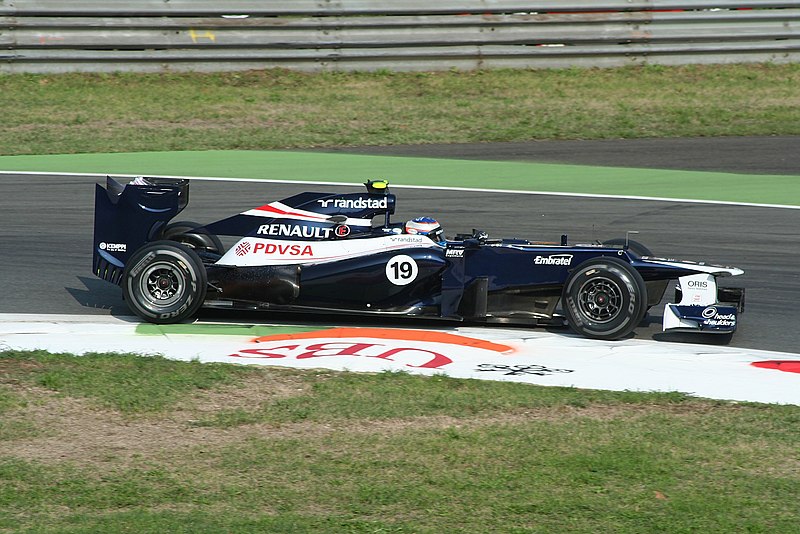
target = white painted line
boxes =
[0,313,140,324]
[2,170,798,210]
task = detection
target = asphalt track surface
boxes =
[321,135,800,175]
[1,137,798,353]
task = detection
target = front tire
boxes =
[603,238,663,310]
[562,257,647,340]
[122,241,207,324]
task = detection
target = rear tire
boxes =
[122,241,207,324]
[562,257,647,340]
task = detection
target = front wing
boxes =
[662,273,745,334]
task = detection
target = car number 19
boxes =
[386,255,418,286]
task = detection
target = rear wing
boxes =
[92,176,188,284]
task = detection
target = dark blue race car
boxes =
[93,177,745,341]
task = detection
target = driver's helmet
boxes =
[405,216,444,243]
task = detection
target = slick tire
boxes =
[162,220,224,255]
[562,256,648,341]
[603,238,661,311]
[122,241,207,324]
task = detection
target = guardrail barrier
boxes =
[1,1,798,72]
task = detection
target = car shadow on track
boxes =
[195,308,733,347]
[66,276,129,316]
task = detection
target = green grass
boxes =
[0,385,24,415]
[195,370,695,428]
[5,418,799,533]
[0,350,255,414]
[135,322,323,337]
[0,385,36,441]
[1,350,798,532]
[1,64,799,157]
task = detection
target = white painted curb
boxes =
[1,314,798,405]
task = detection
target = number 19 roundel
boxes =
[386,255,418,286]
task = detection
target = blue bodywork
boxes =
[93,177,745,338]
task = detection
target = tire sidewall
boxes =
[123,241,207,323]
[563,257,647,340]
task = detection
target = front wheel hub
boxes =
[579,278,622,323]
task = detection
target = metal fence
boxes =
[1,0,798,73]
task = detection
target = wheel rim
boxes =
[577,276,623,323]
[139,261,186,310]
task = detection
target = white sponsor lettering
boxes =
[257,224,331,239]
[99,242,127,252]
[446,249,465,258]
[701,306,736,327]
[701,306,718,319]
[389,235,427,244]
[534,254,573,266]
[317,197,388,210]
[704,318,736,327]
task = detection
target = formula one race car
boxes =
[92,177,745,341]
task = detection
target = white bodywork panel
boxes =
[242,201,373,227]
[640,258,744,277]
[216,235,441,267]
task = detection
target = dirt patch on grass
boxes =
[173,370,310,417]
[0,370,717,468]
[0,371,309,466]
[0,357,45,378]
